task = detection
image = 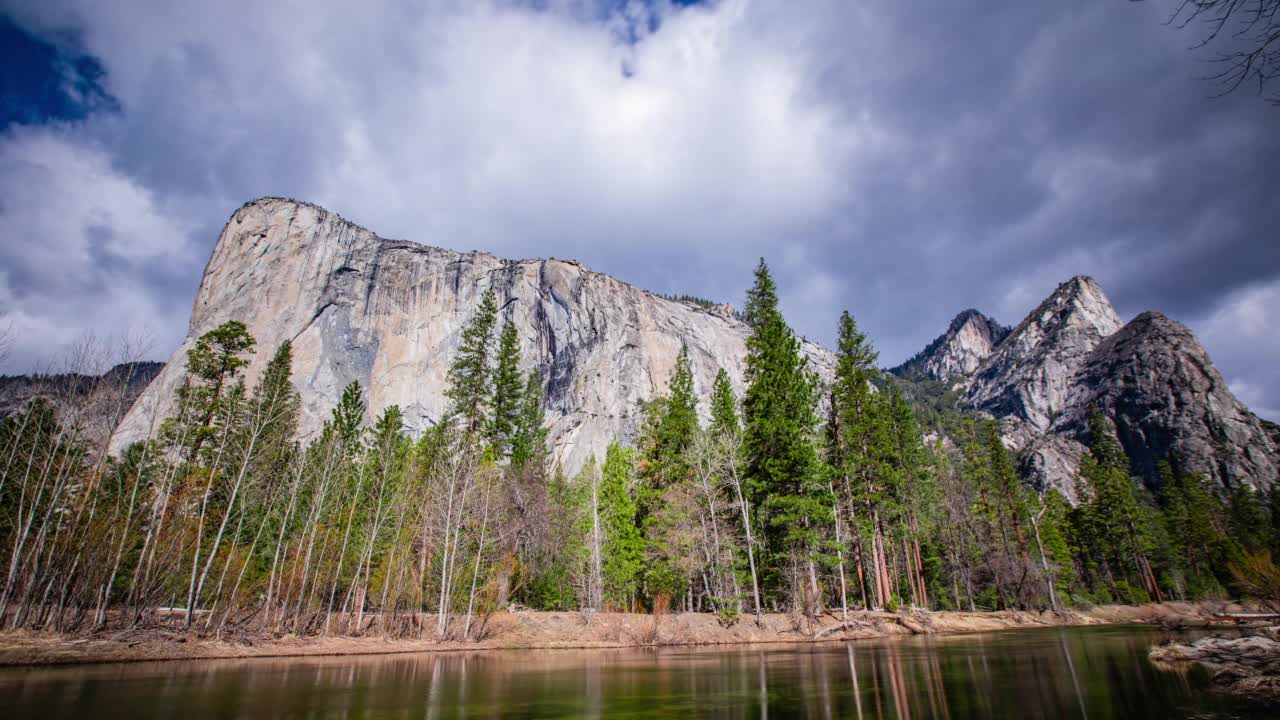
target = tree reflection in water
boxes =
[0,626,1270,719]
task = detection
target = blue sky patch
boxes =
[0,14,117,130]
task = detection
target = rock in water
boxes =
[110,197,833,473]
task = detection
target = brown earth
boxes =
[0,602,1238,668]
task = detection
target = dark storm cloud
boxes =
[0,0,1276,417]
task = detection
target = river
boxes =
[0,626,1269,718]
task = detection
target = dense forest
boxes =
[0,260,1277,639]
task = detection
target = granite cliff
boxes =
[900,276,1279,496]
[110,198,833,473]
[890,309,1009,382]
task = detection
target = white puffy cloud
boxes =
[0,0,1277,420]
[0,126,198,372]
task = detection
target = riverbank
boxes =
[0,602,1234,667]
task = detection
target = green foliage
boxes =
[490,321,523,458]
[1159,461,1231,597]
[1228,485,1273,554]
[446,288,499,436]
[741,259,827,581]
[1069,413,1163,602]
[167,320,257,460]
[599,443,644,607]
[509,373,547,470]
[709,367,738,438]
[331,381,366,449]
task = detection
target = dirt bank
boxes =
[0,602,1232,668]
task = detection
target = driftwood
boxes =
[812,620,871,641]
[1212,613,1280,620]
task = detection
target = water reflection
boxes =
[0,626,1268,719]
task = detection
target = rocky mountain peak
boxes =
[964,276,1122,432]
[891,309,1009,381]
[1028,310,1280,494]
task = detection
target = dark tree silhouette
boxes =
[1160,0,1280,103]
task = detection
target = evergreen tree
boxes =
[599,442,644,608]
[248,340,301,481]
[1159,461,1230,597]
[709,367,738,438]
[172,320,256,460]
[1228,485,1273,554]
[642,344,699,490]
[446,288,499,436]
[740,259,827,607]
[509,373,547,470]
[1073,412,1162,603]
[829,309,893,609]
[331,381,366,451]
[490,321,523,458]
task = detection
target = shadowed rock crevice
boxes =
[110,197,834,473]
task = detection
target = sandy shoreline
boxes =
[0,602,1231,668]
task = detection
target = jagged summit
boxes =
[891,309,1009,381]
[112,197,1277,496]
[1029,310,1280,494]
[964,275,1122,432]
[896,272,1276,495]
[113,197,833,473]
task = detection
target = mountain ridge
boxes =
[111,197,833,473]
[106,197,1277,495]
[900,275,1278,495]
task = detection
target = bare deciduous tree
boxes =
[1162,0,1280,103]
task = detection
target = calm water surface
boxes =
[0,625,1272,719]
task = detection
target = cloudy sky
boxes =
[0,0,1277,419]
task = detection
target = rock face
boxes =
[909,275,1279,496]
[890,310,1008,382]
[1150,633,1280,700]
[110,198,833,473]
[1029,311,1280,494]
[965,277,1123,433]
[1,362,164,446]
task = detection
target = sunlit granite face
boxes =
[110,197,833,474]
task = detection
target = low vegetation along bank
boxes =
[1,260,1277,663]
[0,603,1226,667]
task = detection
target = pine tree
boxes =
[740,259,826,609]
[509,373,547,470]
[599,442,644,608]
[1159,462,1229,598]
[331,381,366,451]
[1228,485,1273,554]
[829,309,892,610]
[173,320,256,461]
[249,340,301,481]
[490,321,523,459]
[446,288,499,436]
[709,367,738,438]
[642,344,699,491]
[663,344,699,458]
[1074,412,1162,603]
[886,382,934,609]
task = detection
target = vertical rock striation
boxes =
[110,198,833,474]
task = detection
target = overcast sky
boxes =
[0,0,1277,420]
